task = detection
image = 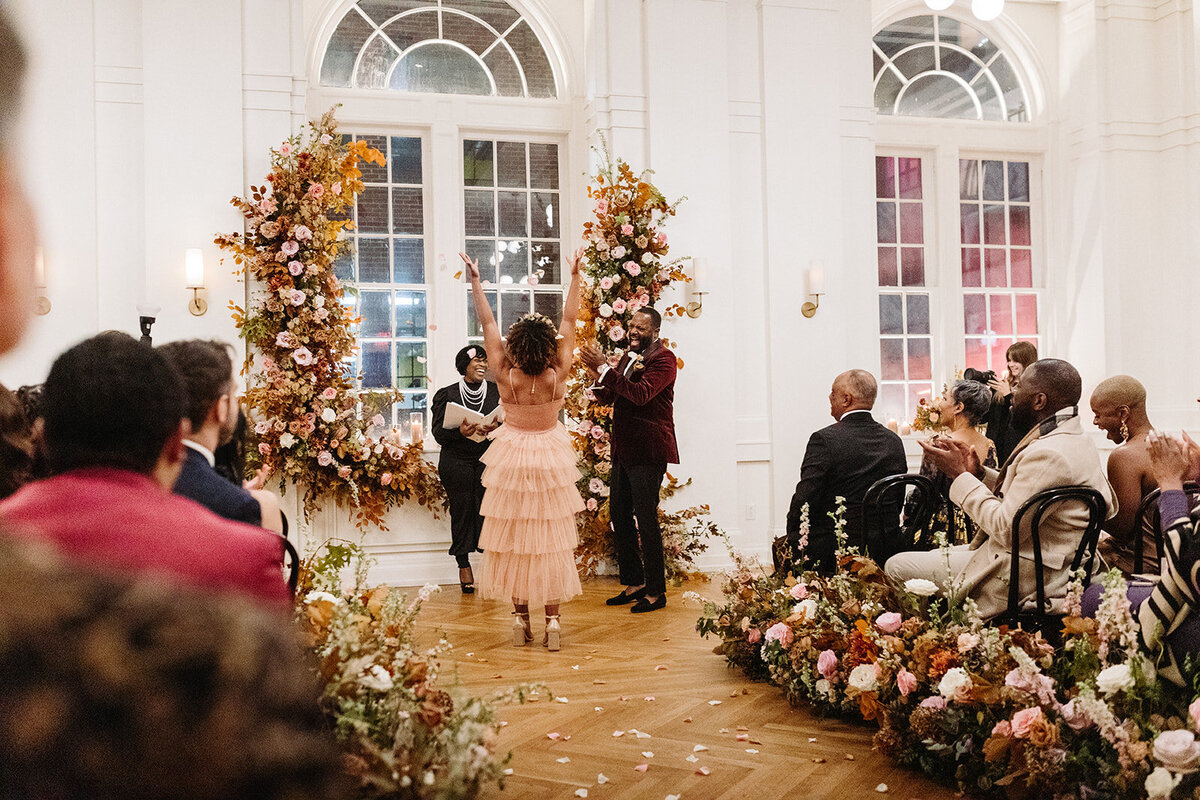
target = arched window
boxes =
[320,0,557,98]
[873,15,1028,122]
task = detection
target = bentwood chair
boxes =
[1134,483,1200,574]
[860,474,938,561]
[995,486,1108,642]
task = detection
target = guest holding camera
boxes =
[979,341,1038,465]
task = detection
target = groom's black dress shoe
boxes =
[630,595,666,613]
[606,588,645,606]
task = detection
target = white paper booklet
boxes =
[442,402,502,442]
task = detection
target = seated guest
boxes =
[983,341,1038,465]
[784,370,908,574]
[1090,375,1160,574]
[0,536,352,800]
[431,345,501,593]
[905,377,997,547]
[885,359,1116,620]
[0,381,34,499]
[0,332,289,606]
[158,339,283,533]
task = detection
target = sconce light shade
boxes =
[691,258,707,295]
[808,264,824,296]
[34,248,46,288]
[971,0,1004,21]
[184,248,205,288]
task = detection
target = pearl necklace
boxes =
[459,378,487,412]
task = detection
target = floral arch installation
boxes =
[873,15,1029,122]
[320,0,557,98]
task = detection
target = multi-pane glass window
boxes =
[960,158,1039,371]
[873,15,1029,122]
[320,0,557,98]
[463,139,563,340]
[876,155,933,422]
[336,134,429,437]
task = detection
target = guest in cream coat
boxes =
[885,359,1115,620]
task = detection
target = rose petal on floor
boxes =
[655,664,667,671]
[575,790,588,799]
[634,764,648,773]
[693,745,708,752]
[696,766,711,776]
[547,733,560,740]
[597,774,609,785]
[556,757,571,764]
[641,752,654,759]
[555,697,569,704]
[875,784,888,793]
[644,696,655,701]
[708,700,721,706]
[685,755,699,763]
[745,749,759,754]
[612,730,625,737]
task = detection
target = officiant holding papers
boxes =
[432,345,501,593]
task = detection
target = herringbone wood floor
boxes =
[409,577,960,800]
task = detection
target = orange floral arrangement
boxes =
[216,109,444,528]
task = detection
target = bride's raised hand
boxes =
[567,247,585,277]
[458,252,481,282]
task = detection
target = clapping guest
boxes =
[1090,375,1160,574]
[905,378,996,546]
[982,341,1038,465]
[431,345,501,593]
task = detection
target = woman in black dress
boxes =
[431,345,501,593]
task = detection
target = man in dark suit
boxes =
[581,307,678,613]
[158,340,283,533]
[785,369,907,574]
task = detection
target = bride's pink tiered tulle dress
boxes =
[476,395,584,607]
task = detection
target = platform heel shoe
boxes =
[544,615,561,651]
[512,611,532,646]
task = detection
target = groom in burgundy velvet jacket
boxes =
[581,307,678,614]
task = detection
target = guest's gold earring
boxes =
[1119,419,1129,442]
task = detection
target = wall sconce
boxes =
[33,247,50,316]
[185,248,207,316]
[801,263,824,318]
[686,257,708,318]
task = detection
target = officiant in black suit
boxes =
[783,369,908,574]
[431,345,501,593]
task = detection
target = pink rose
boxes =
[595,200,608,214]
[292,347,313,366]
[321,387,337,400]
[275,331,297,348]
[1191,698,1200,732]
[282,240,299,256]
[957,632,980,653]
[624,260,641,277]
[590,425,605,440]
[620,224,634,236]
[586,498,598,511]
[337,465,351,479]
[258,197,277,214]
[1004,669,1056,705]
[992,720,1013,737]
[817,649,838,679]
[254,421,270,435]
[789,583,808,600]
[294,225,312,241]
[1010,707,1044,739]
[763,622,793,649]
[288,288,306,306]
[655,232,667,245]
[262,356,275,370]
[288,260,304,276]
[896,668,917,697]
[919,695,947,710]
[317,451,333,467]
[589,478,605,493]
[307,182,324,198]
[608,325,625,342]
[612,298,627,314]
[747,628,762,644]
[599,276,614,291]
[371,414,386,427]
[257,443,271,456]
[380,472,392,486]
[279,142,292,155]
[1060,699,1092,732]
[874,611,902,634]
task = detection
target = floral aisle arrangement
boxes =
[298,539,539,799]
[695,509,1200,799]
[565,142,725,578]
[216,109,444,528]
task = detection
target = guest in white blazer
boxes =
[885,359,1116,620]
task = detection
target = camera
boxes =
[963,367,996,384]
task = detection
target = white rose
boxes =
[847,663,879,693]
[814,678,832,698]
[1154,729,1200,773]
[903,578,939,597]
[279,432,296,448]
[360,664,394,692]
[321,407,337,423]
[1096,663,1135,695]
[305,590,342,605]
[641,252,653,264]
[315,295,326,308]
[1145,766,1182,799]
[598,303,613,318]
[792,597,817,621]
[938,667,973,702]
[611,245,627,259]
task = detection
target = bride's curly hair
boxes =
[506,313,557,376]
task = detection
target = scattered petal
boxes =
[597,774,609,785]
[654,664,667,671]
[718,729,729,734]
[708,700,722,706]
[634,764,648,773]
[499,721,509,727]
[807,737,817,743]
[666,795,681,800]
[729,692,738,698]
[634,730,652,739]
[745,749,759,754]
[663,637,671,642]
[572,665,580,670]
[416,356,426,363]
[844,754,855,761]
[503,768,514,775]
[812,757,826,764]
[491,674,503,679]
[612,731,625,738]
[736,734,749,742]
[594,706,604,712]
[465,652,474,657]
[556,757,571,764]
[693,745,708,752]
[685,755,699,763]
[555,697,569,704]
[696,766,711,776]
[547,733,561,740]
[619,695,629,701]
[875,784,888,793]
[736,727,750,732]
[644,696,655,702]
[683,717,693,723]
[641,752,654,759]
[575,791,588,799]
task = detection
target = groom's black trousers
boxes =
[610,460,667,597]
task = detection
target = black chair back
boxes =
[1135,483,1200,574]
[860,474,938,557]
[278,534,300,596]
[1003,486,1108,634]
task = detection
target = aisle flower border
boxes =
[696,506,1200,798]
[565,140,726,579]
[217,110,445,529]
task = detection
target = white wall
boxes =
[3,0,1197,587]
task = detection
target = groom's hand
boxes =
[579,342,605,375]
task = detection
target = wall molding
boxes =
[95,65,143,104]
